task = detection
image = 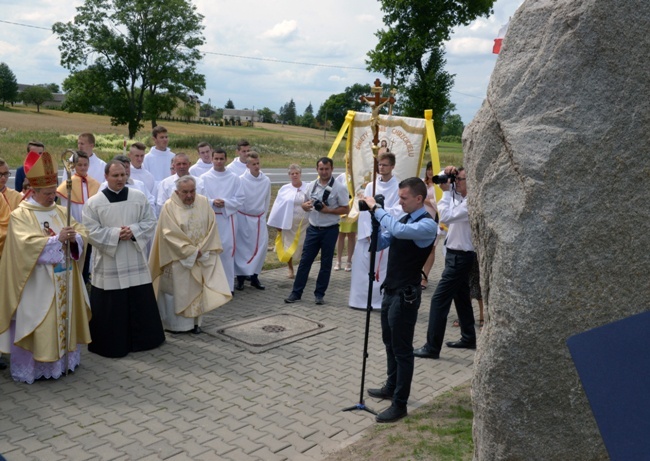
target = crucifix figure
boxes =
[360,78,397,194]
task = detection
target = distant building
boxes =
[223,109,259,124]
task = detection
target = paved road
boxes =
[0,245,479,460]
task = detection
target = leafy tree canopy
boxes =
[0,62,19,107]
[21,85,53,113]
[367,0,494,137]
[257,107,275,123]
[53,0,206,138]
[279,98,297,125]
[225,99,235,109]
[316,83,371,131]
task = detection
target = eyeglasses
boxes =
[378,164,392,168]
[0,172,11,178]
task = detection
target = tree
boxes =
[316,83,371,131]
[367,0,494,137]
[0,62,19,107]
[43,83,61,93]
[257,107,275,123]
[177,103,197,123]
[442,113,464,138]
[21,86,53,113]
[225,99,235,109]
[62,65,113,114]
[210,107,223,123]
[53,0,206,138]
[279,98,297,125]
[301,102,315,128]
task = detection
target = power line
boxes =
[1,17,486,101]
[201,51,367,71]
[0,19,52,31]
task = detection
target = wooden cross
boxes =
[360,78,396,147]
[359,78,396,195]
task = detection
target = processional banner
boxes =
[327,109,441,219]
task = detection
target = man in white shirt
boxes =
[128,142,156,196]
[189,142,213,177]
[157,153,205,211]
[414,166,477,359]
[74,133,107,183]
[143,125,175,184]
[226,139,251,176]
[201,148,245,293]
[234,152,270,291]
[284,157,349,305]
[348,152,404,310]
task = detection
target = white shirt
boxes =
[189,159,213,177]
[438,190,474,252]
[143,147,175,183]
[226,157,248,177]
[157,174,206,211]
[130,166,156,195]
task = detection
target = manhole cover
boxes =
[209,313,336,353]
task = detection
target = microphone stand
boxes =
[342,208,381,416]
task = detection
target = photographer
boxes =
[414,166,477,360]
[363,177,437,423]
[284,157,349,305]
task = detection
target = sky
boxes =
[0,0,523,126]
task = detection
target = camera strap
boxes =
[311,176,335,204]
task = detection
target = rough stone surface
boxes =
[464,1,650,459]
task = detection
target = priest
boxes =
[83,160,164,358]
[0,151,91,383]
[150,176,232,333]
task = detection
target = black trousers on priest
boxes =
[88,283,165,358]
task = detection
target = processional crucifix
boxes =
[360,78,396,195]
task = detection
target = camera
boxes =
[432,173,456,185]
[359,194,385,211]
[312,199,325,211]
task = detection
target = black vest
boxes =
[383,211,434,290]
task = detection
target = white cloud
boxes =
[446,37,493,56]
[261,20,299,42]
[1,0,525,126]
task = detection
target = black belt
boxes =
[447,248,475,255]
[310,224,339,230]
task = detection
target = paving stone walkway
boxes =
[0,246,479,460]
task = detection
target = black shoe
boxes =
[191,326,202,334]
[235,278,245,291]
[250,276,265,290]
[368,387,393,400]
[284,294,301,303]
[314,296,324,305]
[376,404,407,423]
[0,359,7,370]
[413,345,440,359]
[446,340,476,350]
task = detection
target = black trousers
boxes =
[381,285,421,407]
[425,249,476,353]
